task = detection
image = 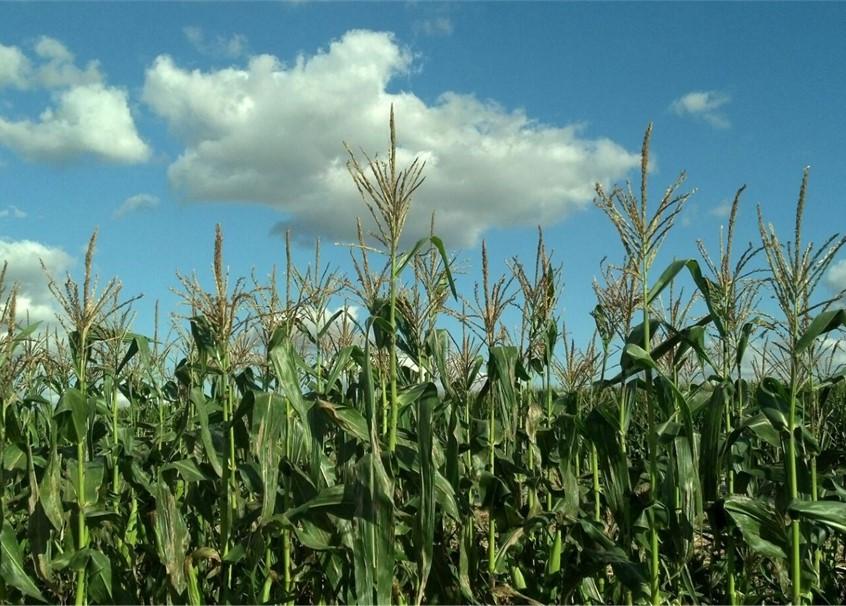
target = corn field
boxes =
[2,114,846,605]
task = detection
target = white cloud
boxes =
[0,238,74,324]
[414,17,454,37]
[32,36,102,89]
[0,37,148,163]
[0,43,30,89]
[0,205,26,219]
[114,193,159,218]
[183,26,248,59]
[826,259,846,295]
[143,30,639,248]
[670,90,731,129]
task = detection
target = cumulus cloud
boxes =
[0,205,26,219]
[670,90,731,129]
[0,238,73,324]
[826,259,846,295]
[143,30,639,248]
[114,193,160,218]
[183,26,248,59]
[0,37,149,163]
[0,43,30,89]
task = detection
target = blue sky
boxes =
[1,2,845,351]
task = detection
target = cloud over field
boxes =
[143,29,639,248]
[0,37,149,163]
[0,238,74,324]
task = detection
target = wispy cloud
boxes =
[114,193,159,218]
[670,90,731,129]
[183,26,248,59]
[413,17,454,37]
[709,199,732,218]
[0,204,26,219]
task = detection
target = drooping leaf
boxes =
[54,388,88,443]
[646,259,725,336]
[152,480,190,595]
[191,388,223,478]
[0,523,46,602]
[38,450,64,530]
[724,496,788,561]
[316,400,369,443]
[796,308,846,352]
[251,392,285,522]
[161,459,215,483]
[789,499,846,533]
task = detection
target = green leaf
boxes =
[251,392,285,522]
[190,316,217,356]
[161,459,214,483]
[0,523,46,602]
[282,484,352,522]
[647,259,725,336]
[351,453,395,606]
[116,333,152,376]
[324,345,355,392]
[83,458,105,507]
[86,549,113,604]
[724,496,788,561]
[415,383,437,606]
[796,308,846,352]
[316,400,369,443]
[789,499,846,533]
[191,388,223,478]
[699,383,730,503]
[478,472,511,510]
[54,388,88,443]
[395,236,457,299]
[269,339,313,456]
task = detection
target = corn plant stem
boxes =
[619,386,628,455]
[158,392,164,450]
[642,262,660,606]
[0,391,6,601]
[381,365,389,436]
[488,386,496,575]
[316,343,322,394]
[227,388,237,594]
[807,349,821,582]
[75,329,89,606]
[527,388,536,511]
[284,394,294,603]
[594,347,608,594]
[283,527,292,601]
[722,341,737,606]
[261,547,273,603]
[219,353,235,598]
[388,244,399,453]
[112,378,121,511]
[811,456,820,579]
[465,397,472,473]
[545,343,553,512]
[788,351,801,605]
